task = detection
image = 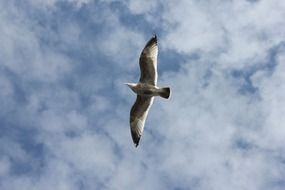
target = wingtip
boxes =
[152,33,157,42]
[131,130,141,148]
[134,137,140,147]
[135,142,139,148]
[142,34,157,50]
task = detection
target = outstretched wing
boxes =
[139,35,158,86]
[130,95,154,147]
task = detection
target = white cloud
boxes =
[28,0,91,9]
[251,49,285,149]
[0,2,71,82]
[161,0,285,69]
[0,157,10,177]
[127,0,159,15]
[163,1,226,54]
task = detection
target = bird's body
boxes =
[126,35,170,147]
[126,83,168,97]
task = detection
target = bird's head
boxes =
[124,83,137,91]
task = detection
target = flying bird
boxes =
[125,35,170,147]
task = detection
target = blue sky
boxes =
[1,0,285,189]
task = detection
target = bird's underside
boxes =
[128,35,170,147]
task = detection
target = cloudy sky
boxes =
[1,0,285,189]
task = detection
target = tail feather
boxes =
[159,87,170,99]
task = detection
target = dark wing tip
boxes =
[152,34,157,44]
[131,130,141,148]
[135,141,140,147]
[152,33,157,41]
[144,35,157,48]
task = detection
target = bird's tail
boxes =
[158,87,171,99]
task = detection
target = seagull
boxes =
[125,35,170,147]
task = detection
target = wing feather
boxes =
[139,35,158,85]
[130,95,154,147]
